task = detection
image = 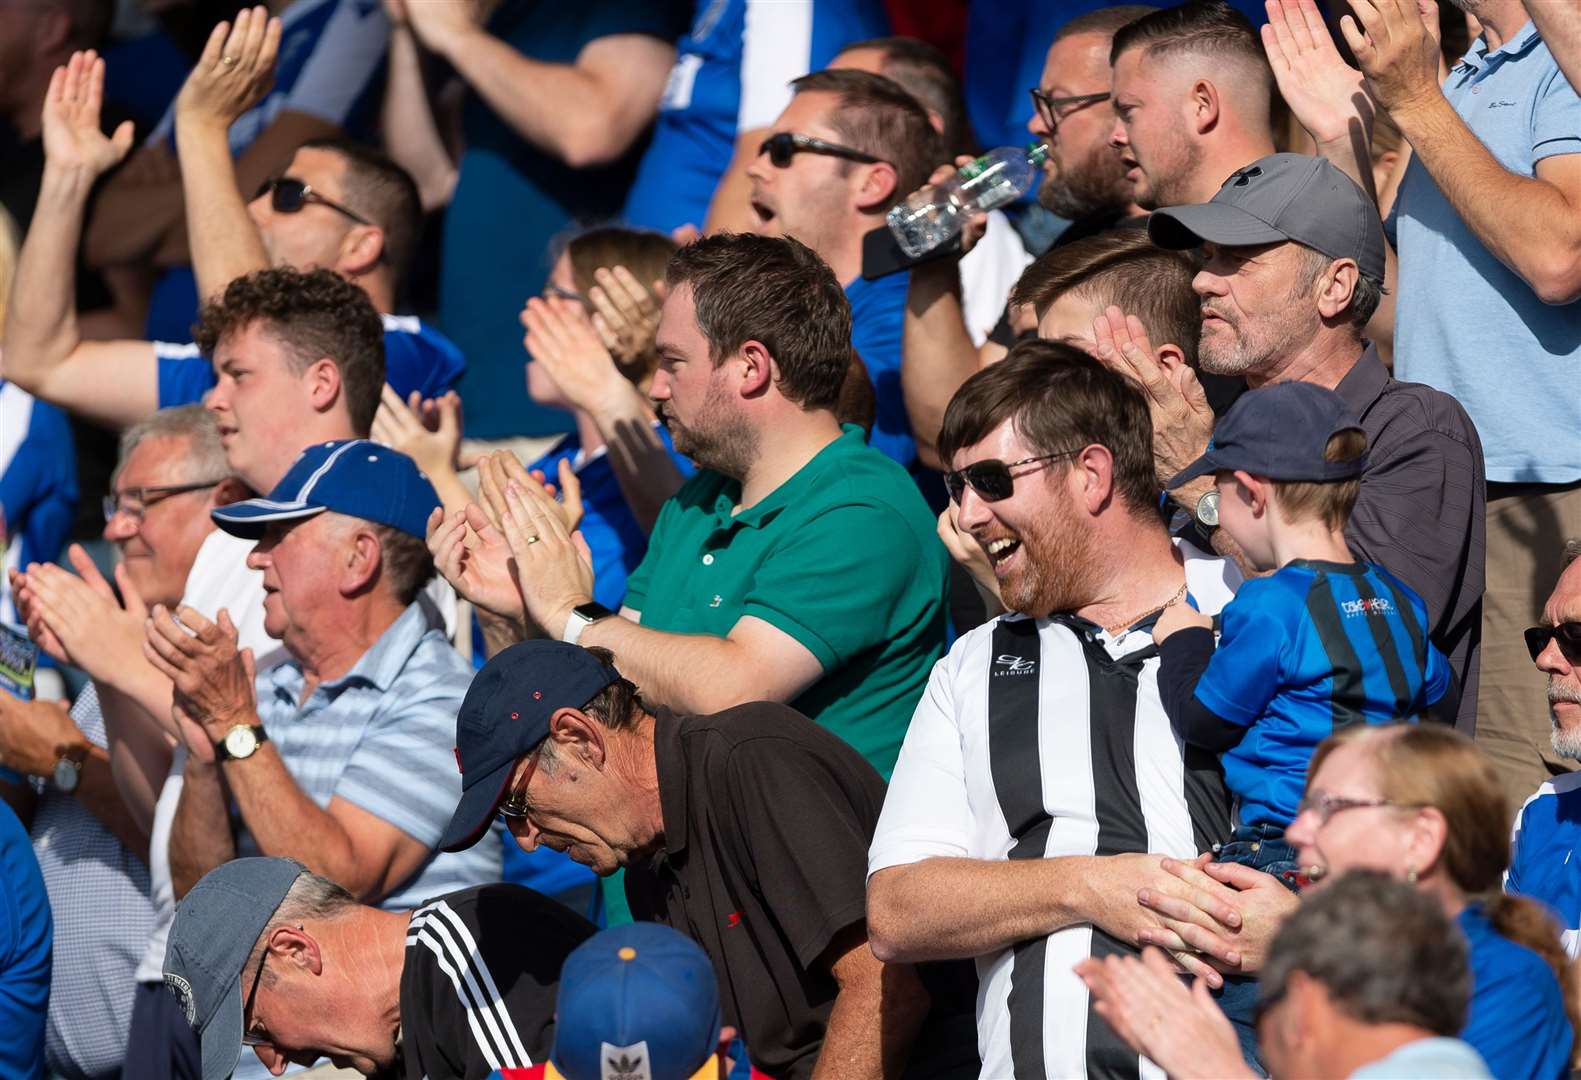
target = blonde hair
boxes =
[1271,427,1366,531]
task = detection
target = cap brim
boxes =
[1166,451,1222,491]
[199,978,244,1080]
[210,500,327,540]
[1148,203,1291,251]
[438,757,516,853]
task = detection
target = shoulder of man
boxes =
[1365,374,1484,459]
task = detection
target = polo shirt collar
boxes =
[1460,20,1540,74]
[1334,342,1390,417]
[651,707,691,861]
[721,425,866,531]
[266,600,432,697]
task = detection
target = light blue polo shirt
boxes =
[1388,22,1581,484]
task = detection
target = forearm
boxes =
[588,388,683,533]
[1526,2,1581,98]
[867,856,1118,963]
[1394,93,1581,302]
[175,116,270,301]
[170,757,236,898]
[1157,631,1244,753]
[75,749,152,860]
[3,163,93,389]
[382,27,457,210]
[1314,127,1377,204]
[97,683,174,833]
[479,609,529,658]
[902,262,979,471]
[577,618,770,714]
[1169,478,1258,577]
[222,743,365,891]
[813,962,930,1080]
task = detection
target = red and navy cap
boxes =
[439,641,620,852]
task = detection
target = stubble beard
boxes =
[1038,140,1132,220]
[663,385,760,481]
[1550,678,1581,761]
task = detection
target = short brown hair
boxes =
[559,225,679,384]
[1110,0,1268,72]
[937,339,1158,515]
[1270,427,1365,531]
[664,233,851,411]
[194,267,385,435]
[1010,228,1202,367]
[301,139,422,290]
[789,69,941,209]
[845,36,977,158]
[1055,5,1158,43]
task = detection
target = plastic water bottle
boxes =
[886,142,1050,258]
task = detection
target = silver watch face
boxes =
[224,725,260,760]
[1196,489,1221,528]
[52,757,80,792]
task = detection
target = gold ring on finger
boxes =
[222,55,238,65]
[522,535,541,546]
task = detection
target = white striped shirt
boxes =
[869,542,1241,1080]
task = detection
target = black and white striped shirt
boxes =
[868,543,1241,1080]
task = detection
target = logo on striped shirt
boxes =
[1340,597,1394,617]
[993,653,1037,676]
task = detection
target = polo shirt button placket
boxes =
[702,553,714,565]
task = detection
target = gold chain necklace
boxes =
[1103,582,1188,637]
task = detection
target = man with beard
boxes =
[865,340,1246,1079]
[1507,542,1581,958]
[1108,1,1277,211]
[463,232,947,781]
[1140,152,1485,731]
[899,5,1153,470]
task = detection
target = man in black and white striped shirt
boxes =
[868,342,1242,1080]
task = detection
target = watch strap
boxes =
[562,602,615,646]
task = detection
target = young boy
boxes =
[1153,382,1457,886]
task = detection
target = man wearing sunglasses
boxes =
[4,44,463,436]
[1506,541,1581,960]
[743,68,940,473]
[163,856,593,1080]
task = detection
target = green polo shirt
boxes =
[623,425,948,777]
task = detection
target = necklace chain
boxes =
[1103,582,1188,637]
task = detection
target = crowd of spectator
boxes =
[0,0,1578,1077]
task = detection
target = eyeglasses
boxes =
[757,131,887,169]
[1029,88,1112,132]
[240,944,270,1047]
[102,480,224,523]
[497,750,541,821]
[943,449,1083,504]
[1526,622,1581,663]
[255,177,372,227]
[542,283,592,310]
[1294,792,1421,827]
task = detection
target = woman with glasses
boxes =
[1092,723,1576,1078]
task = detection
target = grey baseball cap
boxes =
[163,857,308,1080]
[1149,153,1386,282]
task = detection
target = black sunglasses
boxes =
[944,449,1083,504]
[1029,88,1112,132]
[255,177,372,226]
[1526,622,1581,662]
[758,131,887,169]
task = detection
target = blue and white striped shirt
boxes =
[240,602,500,909]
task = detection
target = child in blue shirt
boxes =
[1153,382,1456,887]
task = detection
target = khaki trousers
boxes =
[1475,481,1581,816]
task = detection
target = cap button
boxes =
[618,946,637,961]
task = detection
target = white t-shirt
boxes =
[868,540,1241,1079]
[959,208,1032,347]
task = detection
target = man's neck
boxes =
[355,273,396,316]
[819,228,868,288]
[1318,1022,1443,1078]
[293,595,406,689]
[1073,516,1189,632]
[616,712,666,861]
[1189,136,1280,203]
[246,424,363,493]
[1248,331,1364,392]
[736,411,844,510]
[328,908,409,1059]
[1478,1,1530,50]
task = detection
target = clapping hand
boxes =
[175,6,282,133]
[520,295,635,417]
[1340,0,1444,118]
[495,476,596,640]
[373,386,464,480]
[476,450,583,535]
[426,504,526,620]
[1091,307,1214,489]
[142,605,257,743]
[587,266,666,365]
[11,546,149,681]
[41,51,134,179]
[1263,0,1373,147]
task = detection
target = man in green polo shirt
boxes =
[494,232,948,779]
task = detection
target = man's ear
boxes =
[210,477,256,508]
[1190,78,1221,135]
[341,526,383,596]
[1073,443,1118,515]
[1155,341,1189,377]
[272,925,323,976]
[854,161,899,213]
[1316,259,1361,323]
[736,340,775,398]
[339,225,386,279]
[547,707,608,769]
[302,358,344,414]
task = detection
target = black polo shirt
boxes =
[625,704,975,1080]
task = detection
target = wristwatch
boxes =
[562,602,615,647]
[216,723,269,762]
[1194,488,1221,529]
[51,744,89,794]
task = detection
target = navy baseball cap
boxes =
[438,641,622,853]
[1149,153,1387,282]
[163,857,309,1080]
[550,922,722,1080]
[210,439,440,540]
[1167,381,1368,490]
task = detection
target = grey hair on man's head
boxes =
[243,871,359,989]
[115,406,232,489]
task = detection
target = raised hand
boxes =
[1262,0,1373,145]
[521,295,636,417]
[402,0,487,56]
[477,450,583,535]
[588,266,666,364]
[425,505,526,620]
[1091,306,1214,487]
[936,505,1001,609]
[175,6,283,133]
[18,546,146,680]
[41,51,135,178]
[142,605,258,741]
[496,477,596,639]
[1340,0,1444,118]
[373,385,463,479]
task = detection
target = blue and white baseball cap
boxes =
[211,439,440,540]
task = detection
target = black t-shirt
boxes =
[625,705,976,1080]
[398,884,596,1080]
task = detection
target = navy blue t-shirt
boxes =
[1458,903,1572,1079]
[1160,560,1451,829]
[0,800,50,1079]
[440,0,689,440]
[153,314,467,408]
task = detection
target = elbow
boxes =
[866,871,921,964]
[557,125,630,170]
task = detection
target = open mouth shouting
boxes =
[982,534,1022,577]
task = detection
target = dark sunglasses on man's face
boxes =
[1526,622,1581,663]
[255,177,372,226]
[943,449,1082,504]
[757,131,887,169]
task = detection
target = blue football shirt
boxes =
[1458,902,1572,1080]
[0,800,50,1080]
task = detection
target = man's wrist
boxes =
[39,161,101,200]
[1382,84,1448,136]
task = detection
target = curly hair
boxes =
[194,267,385,434]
